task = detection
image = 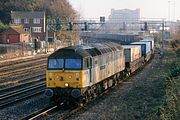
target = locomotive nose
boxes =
[44,89,53,97]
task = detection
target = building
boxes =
[108,9,140,32]
[0,25,30,44]
[109,8,140,23]
[11,11,52,41]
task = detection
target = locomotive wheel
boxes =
[83,91,91,104]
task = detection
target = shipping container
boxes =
[122,45,141,62]
[130,41,151,56]
[141,38,154,51]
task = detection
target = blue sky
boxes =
[68,0,180,21]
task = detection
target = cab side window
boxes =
[83,58,91,69]
[83,58,88,69]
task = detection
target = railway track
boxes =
[0,49,156,119]
[0,80,46,109]
[0,57,47,80]
[0,64,46,80]
[22,58,155,120]
[21,104,58,120]
[0,55,48,109]
[0,59,47,73]
[0,76,45,94]
[0,54,49,68]
[0,72,45,88]
[22,90,110,120]
[21,104,81,120]
[21,81,115,120]
[0,54,48,87]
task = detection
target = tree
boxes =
[170,25,180,50]
[0,22,9,33]
[174,25,180,40]
[0,0,79,46]
[0,0,77,23]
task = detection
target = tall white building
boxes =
[107,8,140,32]
[109,8,140,24]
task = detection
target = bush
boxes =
[0,23,9,33]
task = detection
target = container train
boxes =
[80,33,140,44]
[45,38,154,106]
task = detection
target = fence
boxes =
[0,43,34,59]
[0,40,69,60]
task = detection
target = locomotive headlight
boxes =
[65,83,69,87]
[48,72,53,77]
[68,75,72,79]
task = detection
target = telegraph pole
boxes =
[45,18,49,53]
[161,21,165,55]
[168,1,171,21]
[54,32,56,50]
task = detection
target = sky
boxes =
[68,0,180,21]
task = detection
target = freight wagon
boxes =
[130,41,151,62]
[122,45,142,74]
[141,38,155,53]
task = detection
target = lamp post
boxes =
[168,1,171,21]
[173,0,175,21]
[45,18,49,53]
[168,0,176,21]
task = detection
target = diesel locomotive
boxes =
[45,38,154,106]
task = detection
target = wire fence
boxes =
[0,43,32,58]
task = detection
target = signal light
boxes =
[68,22,73,31]
[100,16,105,22]
[144,22,148,31]
[84,22,88,31]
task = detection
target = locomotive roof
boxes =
[48,42,123,59]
